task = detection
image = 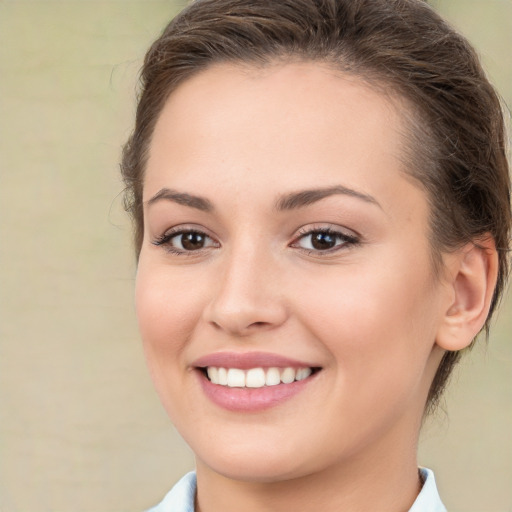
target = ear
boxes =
[436,237,499,352]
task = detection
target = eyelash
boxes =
[151,228,219,256]
[151,226,360,256]
[291,226,360,255]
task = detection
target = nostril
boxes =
[205,294,288,335]
[209,319,272,336]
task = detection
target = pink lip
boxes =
[198,374,316,412]
[192,351,317,370]
[192,351,321,412]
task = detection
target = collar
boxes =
[147,467,446,512]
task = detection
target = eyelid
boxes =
[151,224,220,254]
[153,223,217,240]
[150,222,360,256]
[293,223,360,240]
[289,223,361,254]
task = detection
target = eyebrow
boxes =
[146,184,380,213]
[275,185,381,211]
[146,188,213,212]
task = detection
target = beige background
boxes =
[0,1,510,511]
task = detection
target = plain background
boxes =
[0,1,511,511]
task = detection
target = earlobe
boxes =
[436,237,498,352]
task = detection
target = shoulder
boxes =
[145,472,197,512]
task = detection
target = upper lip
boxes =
[192,351,320,370]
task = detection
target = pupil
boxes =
[311,232,336,250]
[182,233,205,250]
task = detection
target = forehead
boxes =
[145,61,422,216]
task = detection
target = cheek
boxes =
[294,258,440,399]
[134,263,204,384]
[134,261,216,427]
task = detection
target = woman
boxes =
[121,0,511,510]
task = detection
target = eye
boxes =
[292,227,359,253]
[152,229,219,254]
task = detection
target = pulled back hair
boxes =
[121,0,511,410]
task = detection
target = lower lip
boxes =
[197,370,317,412]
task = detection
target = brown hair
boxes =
[121,0,511,410]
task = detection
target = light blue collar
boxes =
[147,467,446,512]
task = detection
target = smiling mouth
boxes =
[200,366,320,389]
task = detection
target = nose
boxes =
[203,243,288,337]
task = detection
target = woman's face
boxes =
[136,62,449,481]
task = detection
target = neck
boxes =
[195,414,423,512]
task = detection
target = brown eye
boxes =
[293,228,359,253]
[180,232,207,250]
[310,232,337,250]
[152,229,218,253]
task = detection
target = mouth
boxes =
[192,352,322,411]
[199,366,320,388]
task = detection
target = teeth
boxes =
[246,368,266,388]
[296,368,312,381]
[280,367,295,384]
[205,366,313,388]
[218,367,228,385]
[265,367,281,386]
[227,368,245,388]
[206,367,218,383]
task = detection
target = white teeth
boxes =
[204,366,314,388]
[265,367,281,386]
[218,367,228,385]
[280,367,295,384]
[227,368,245,387]
[207,367,219,384]
[246,368,266,388]
[296,368,312,381]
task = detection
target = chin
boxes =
[206,457,309,483]
[191,434,316,483]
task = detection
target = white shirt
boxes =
[146,467,446,512]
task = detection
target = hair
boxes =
[121,0,511,411]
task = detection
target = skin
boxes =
[135,62,496,511]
